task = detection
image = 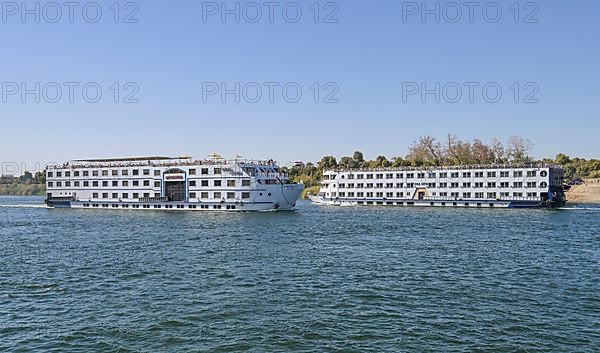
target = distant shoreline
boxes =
[0,184,45,196]
[566,179,600,204]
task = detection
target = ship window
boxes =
[540,182,548,188]
[122,193,128,199]
[133,180,139,186]
[112,181,118,187]
[154,193,161,197]
[56,172,62,177]
[154,181,161,188]
[102,193,108,199]
[189,169,196,175]
[214,168,222,175]
[133,193,139,198]
[143,169,150,175]
[122,181,128,187]
[201,168,209,175]
[112,170,118,176]
[154,170,160,176]
[214,180,222,187]
[102,170,108,176]
[201,192,209,198]
[242,180,250,187]
[74,171,80,177]
[540,171,548,177]
[74,181,79,187]
[93,193,98,198]
[65,172,71,177]
[48,182,54,187]
[122,170,128,176]
[112,193,118,199]
[132,170,139,176]
[214,192,221,199]
[47,172,53,178]
[190,192,196,198]
[56,181,62,187]
[201,180,209,187]
[143,180,150,187]
[227,180,236,187]
[92,170,98,176]
[242,192,250,199]
[227,192,235,199]
[189,180,196,187]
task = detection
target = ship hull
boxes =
[47,184,304,212]
[309,196,561,209]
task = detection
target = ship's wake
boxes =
[558,206,600,211]
[0,204,49,209]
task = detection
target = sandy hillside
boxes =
[566,179,600,203]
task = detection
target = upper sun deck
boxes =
[324,163,562,175]
[46,156,280,170]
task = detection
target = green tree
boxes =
[19,171,33,184]
[555,153,571,165]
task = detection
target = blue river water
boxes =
[1,196,599,352]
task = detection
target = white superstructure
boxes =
[45,156,303,211]
[310,165,566,208]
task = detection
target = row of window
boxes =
[190,179,250,187]
[82,203,237,210]
[326,170,548,180]
[89,192,252,200]
[48,179,251,188]
[47,167,224,178]
[356,201,499,207]
[329,192,539,199]
[330,181,548,189]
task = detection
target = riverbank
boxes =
[0,184,45,196]
[566,179,600,203]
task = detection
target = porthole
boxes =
[540,171,548,177]
[540,182,548,188]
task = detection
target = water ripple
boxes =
[1,197,599,352]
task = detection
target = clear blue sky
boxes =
[1,0,598,172]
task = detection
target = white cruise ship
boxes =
[310,165,566,208]
[45,156,304,211]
